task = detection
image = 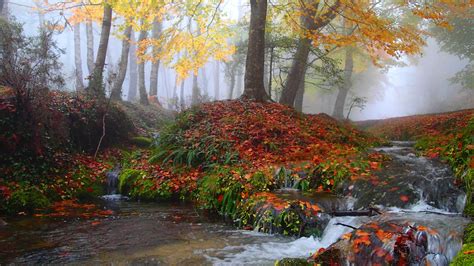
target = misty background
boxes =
[8,0,473,120]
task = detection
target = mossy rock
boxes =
[450,242,474,266]
[131,136,153,148]
[5,186,50,214]
[276,258,311,266]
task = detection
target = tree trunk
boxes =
[179,79,185,109]
[111,26,132,101]
[236,71,243,98]
[86,19,94,75]
[268,46,274,99]
[89,3,112,97]
[200,67,208,96]
[279,0,341,106]
[279,38,311,106]
[138,29,149,105]
[0,0,8,19]
[149,20,162,97]
[73,23,84,91]
[228,71,236,99]
[242,0,268,102]
[214,61,220,100]
[191,73,200,105]
[128,31,138,101]
[332,48,354,119]
[294,67,307,112]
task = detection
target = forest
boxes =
[0,0,473,265]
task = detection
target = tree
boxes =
[332,47,353,119]
[0,0,8,19]
[242,0,268,102]
[191,72,200,105]
[128,30,138,101]
[149,19,162,97]
[86,19,94,75]
[73,23,84,91]
[214,61,220,100]
[432,10,474,90]
[279,0,341,106]
[88,2,112,97]
[110,26,132,100]
[137,28,149,105]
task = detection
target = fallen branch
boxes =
[335,223,357,230]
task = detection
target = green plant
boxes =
[4,185,50,214]
[131,136,153,148]
[118,169,143,195]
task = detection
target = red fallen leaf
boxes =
[217,194,224,203]
[91,221,101,226]
[369,161,379,170]
[399,195,409,202]
[463,250,474,255]
[374,247,387,257]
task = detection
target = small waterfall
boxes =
[203,216,367,265]
[371,142,466,213]
[105,165,121,195]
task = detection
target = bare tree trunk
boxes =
[128,31,138,101]
[228,72,236,99]
[214,61,220,100]
[0,0,8,19]
[89,3,112,97]
[73,23,84,91]
[294,69,306,112]
[268,46,274,99]
[149,20,162,97]
[86,19,94,75]
[111,26,132,101]
[179,79,185,109]
[242,0,268,102]
[279,0,341,106]
[138,29,149,105]
[236,71,243,98]
[191,73,200,105]
[279,38,311,106]
[332,47,353,119]
[200,67,208,96]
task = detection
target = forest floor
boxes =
[1,99,472,264]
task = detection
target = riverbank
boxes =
[1,100,472,264]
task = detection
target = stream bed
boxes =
[0,142,470,265]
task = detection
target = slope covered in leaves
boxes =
[361,109,474,265]
[115,100,385,236]
[153,100,379,168]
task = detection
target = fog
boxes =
[7,0,473,119]
[305,39,473,120]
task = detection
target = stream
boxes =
[0,142,470,265]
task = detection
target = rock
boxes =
[276,258,311,266]
[0,218,7,226]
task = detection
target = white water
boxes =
[202,216,367,265]
[202,142,469,265]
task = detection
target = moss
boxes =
[5,186,50,214]
[118,169,143,195]
[76,182,106,202]
[131,136,153,148]
[450,242,474,265]
[129,179,173,201]
[465,203,474,217]
[276,258,311,266]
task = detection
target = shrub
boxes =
[3,185,50,214]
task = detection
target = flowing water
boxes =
[0,142,470,265]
